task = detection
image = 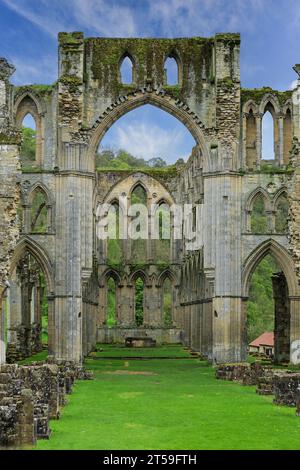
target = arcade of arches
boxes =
[1,32,300,369]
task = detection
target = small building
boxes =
[249,332,274,357]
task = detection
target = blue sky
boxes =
[1,0,298,162]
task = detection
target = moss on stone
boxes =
[14,84,54,96]
[257,163,294,175]
[241,87,292,106]
[58,32,83,45]
[59,75,82,85]
[215,33,240,42]
[96,166,179,179]
[0,132,22,145]
[164,85,182,100]
[86,37,215,102]
[218,77,235,88]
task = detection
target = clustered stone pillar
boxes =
[0,57,21,365]
[272,272,290,364]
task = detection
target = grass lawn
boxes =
[33,344,300,450]
[18,349,48,365]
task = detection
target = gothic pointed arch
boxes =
[259,94,281,115]
[10,236,54,293]
[242,239,298,297]
[157,269,178,287]
[243,100,258,115]
[245,187,271,212]
[14,89,45,166]
[86,90,211,171]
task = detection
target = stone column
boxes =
[272,272,290,364]
[203,174,244,363]
[47,294,55,357]
[119,284,134,326]
[289,296,300,364]
[279,115,284,166]
[0,286,6,365]
[0,58,21,364]
[256,114,262,168]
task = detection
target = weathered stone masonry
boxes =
[0,32,300,367]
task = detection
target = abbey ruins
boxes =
[1,31,300,372]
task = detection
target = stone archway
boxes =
[242,240,299,363]
[86,89,212,172]
[5,237,55,361]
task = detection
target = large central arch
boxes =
[86,90,212,171]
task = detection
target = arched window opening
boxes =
[135,277,144,326]
[262,109,275,161]
[5,252,49,361]
[247,253,290,363]
[275,194,289,233]
[162,277,173,327]
[120,55,133,84]
[30,189,48,233]
[283,108,292,165]
[107,203,123,264]
[154,202,171,263]
[97,104,196,167]
[164,56,179,85]
[107,277,117,327]
[131,185,148,264]
[251,194,268,233]
[246,109,256,169]
[20,113,37,166]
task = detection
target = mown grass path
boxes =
[35,345,300,450]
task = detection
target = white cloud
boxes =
[289,79,298,90]
[103,121,191,163]
[2,0,67,38]
[9,54,57,84]
[148,0,265,37]
[2,0,138,38]
[2,0,266,41]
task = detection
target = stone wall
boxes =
[216,363,300,410]
[273,373,300,407]
[0,362,93,448]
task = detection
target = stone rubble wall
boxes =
[216,363,300,409]
[0,362,93,448]
[273,373,300,407]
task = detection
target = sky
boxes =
[1,0,299,162]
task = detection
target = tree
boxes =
[20,127,36,162]
[148,157,167,168]
[96,148,168,169]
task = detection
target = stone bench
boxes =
[125,337,156,348]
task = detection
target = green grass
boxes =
[33,344,300,450]
[90,344,190,358]
[18,350,48,365]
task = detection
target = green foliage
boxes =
[251,196,268,233]
[20,126,36,163]
[275,195,288,233]
[241,87,292,106]
[247,255,279,342]
[163,279,172,327]
[96,149,169,170]
[248,198,288,341]
[107,278,117,328]
[135,278,144,326]
[31,190,47,233]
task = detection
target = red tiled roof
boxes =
[249,332,274,347]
